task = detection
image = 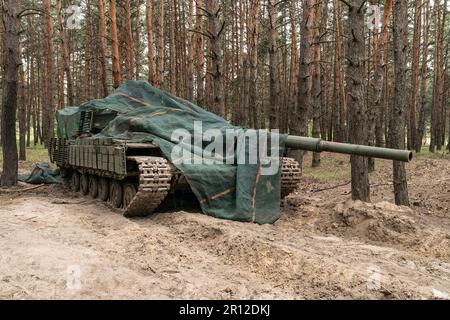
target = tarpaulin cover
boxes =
[57,80,287,224]
[56,107,81,139]
[18,163,63,185]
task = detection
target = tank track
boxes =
[66,156,300,217]
[280,157,302,198]
[123,156,174,217]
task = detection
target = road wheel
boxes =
[110,180,123,208]
[80,173,89,195]
[98,177,109,201]
[89,175,99,199]
[70,171,80,192]
[123,183,137,209]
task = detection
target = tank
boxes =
[49,107,412,218]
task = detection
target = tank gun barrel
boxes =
[285,136,413,163]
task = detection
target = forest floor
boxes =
[0,149,449,299]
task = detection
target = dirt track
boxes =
[0,154,449,299]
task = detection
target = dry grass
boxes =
[0,144,50,172]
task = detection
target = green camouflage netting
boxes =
[18,163,62,185]
[57,80,287,224]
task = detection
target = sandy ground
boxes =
[0,154,449,300]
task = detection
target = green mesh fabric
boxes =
[57,80,286,224]
[56,107,81,139]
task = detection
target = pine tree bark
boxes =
[18,62,26,161]
[310,0,321,167]
[291,0,313,167]
[110,0,122,88]
[186,0,195,101]
[246,0,260,127]
[42,0,54,146]
[194,0,205,105]
[391,0,410,206]
[146,0,156,84]
[84,0,93,101]
[206,0,225,116]
[98,0,108,96]
[1,0,20,186]
[374,0,393,148]
[157,0,165,88]
[134,0,142,80]
[169,1,177,93]
[408,0,422,150]
[346,0,370,202]
[124,0,134,80]
[416,0,430,152]
[332,0,346,142]
[268,0,281,128]
[287,0,298,133]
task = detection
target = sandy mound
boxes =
[333,200,417,244]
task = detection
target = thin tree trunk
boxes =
[134,0,142,79]
[268,0,281,128]
[287,0,298,134]
[291,0,313,167]
[416,0,430,152]
[194,0,205,105]
[19,62,26,161]
[98,0,108,96]
[185,0,195,101]
[157,0,165,88]
[206,0,225,116]
[374,0,393,148]
[146,0,156,84]
[332,0,346,142]
[124,0,134,80]
[311,0,321,167]
[346,0,370,202]
[110,0,122,88]
[42,0,54,146]
[391,0,410,206]
[408,0,422,150]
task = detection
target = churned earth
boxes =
[0,152,449,299]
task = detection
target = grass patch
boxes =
[301,153,352,182]
[302,164,351,181]
[0,144,50,172]
[413,147,450,160]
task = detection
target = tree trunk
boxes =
[98,0,108,96]
[346,0,370,202]
[268,0,281,128]
[391,0,410,206]
[332,0,346,142]
[310,0,321,167]
[292,0,313,167]
[110,0,122,88]
[18,62,26,161]
[408,0,422,150]
[169,1,177,93]
[146,0,156,84]
[1,0,20,186]
[206,0,225,116]
[287,0,298,133]
[416,0,430,152]
[134,0,142,80]
[42,0,54,146]
[374,0,393,148]
[247,0,260,127]
[124,0,135,80]
[157,0,165,88]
